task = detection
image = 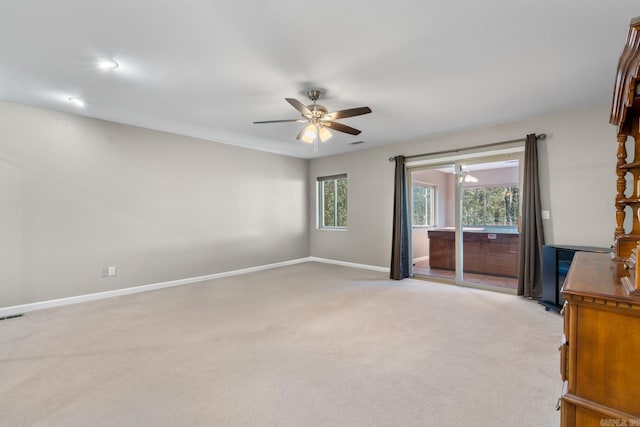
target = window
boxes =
[317,174,347,229]
[462,185,519,226]
[412,184,436,226]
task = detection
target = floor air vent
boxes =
[0,313,24,321]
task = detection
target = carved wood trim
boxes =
[616,134,628,236]
[610,17,640,132]
[564,293,640,311]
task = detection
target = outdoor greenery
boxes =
[462,185,519,226]
[412,185,435,226]
[322,177,347,228]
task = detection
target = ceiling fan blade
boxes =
[323,121,362,135]
[253,119,307,124]
[325,106,372,120]
[285,98,312,117]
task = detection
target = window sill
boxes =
[317,227,348,232]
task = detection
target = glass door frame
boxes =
[407,148,525,293]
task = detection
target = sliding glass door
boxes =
[409,164,457,282]
[410,153,523,291]
[459,158,521,290]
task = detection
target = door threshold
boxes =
[412,274,517,295]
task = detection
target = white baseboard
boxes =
[308,256,390,273]
[0,256,390,318]
[0,258,311,318]
[412,255,429,263]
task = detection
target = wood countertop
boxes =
[562,252,640,305]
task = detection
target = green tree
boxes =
[413,185,426,225]
[322,177,347,228]
[323,180,335,227]
[463,188,486,225]
[336,177,347,227]
[463,185,519,226]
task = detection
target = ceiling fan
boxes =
[253,89,372,150]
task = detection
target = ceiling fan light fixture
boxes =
[463,174,479,183]
[318,126,332,142]
[301,124,317,143]
[97,58,119,70]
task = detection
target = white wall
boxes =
[0,101,309,307]
[309,104,616,268]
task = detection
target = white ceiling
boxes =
[1,1,638,159]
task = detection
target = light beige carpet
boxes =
[0,262,562,426]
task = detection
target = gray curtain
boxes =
[391,155,410,280]
[518,134,545,297]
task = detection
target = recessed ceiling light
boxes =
[68,97,85,107]
[97,58,119,70]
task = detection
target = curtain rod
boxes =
[388,133,547,162]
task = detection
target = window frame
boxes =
[317,174,348,230]
[411,182,437,227]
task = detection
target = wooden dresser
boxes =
[560,252,640,426]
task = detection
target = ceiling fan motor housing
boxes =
[308,104,327,120]
[306,89,322,101]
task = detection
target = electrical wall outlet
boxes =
[542,210,550,220]
[101,266,117,277]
